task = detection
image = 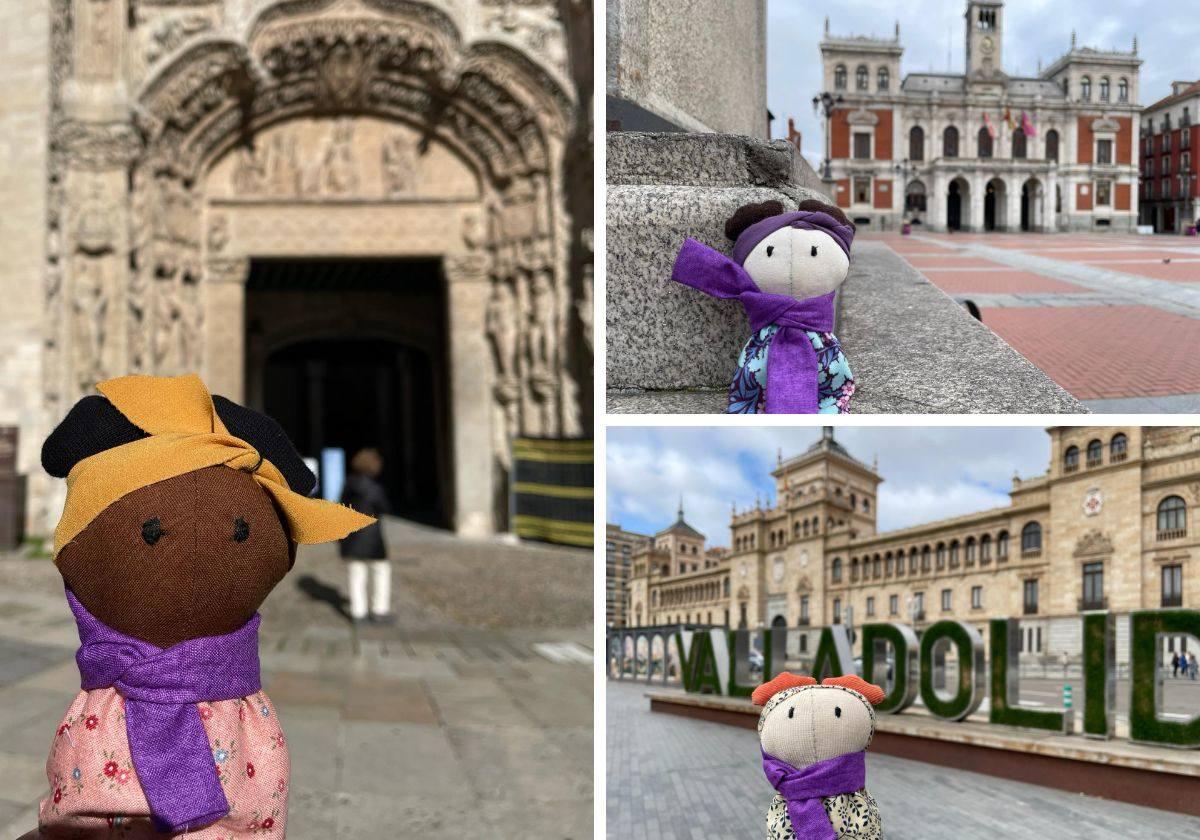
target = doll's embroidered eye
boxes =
[811,245,818,257]
[141,518,164,546]
[233,517,251,543]
[766,245,774,257]
[834,706,842,718]
[788,706,794,719]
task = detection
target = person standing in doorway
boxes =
[1171,651,1180,678]
[339,448,394,625]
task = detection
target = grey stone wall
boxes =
[606,0,767,137]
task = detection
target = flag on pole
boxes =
[1004,105,1016,130]
[983,112,997,139]
[1021,110,1036,137]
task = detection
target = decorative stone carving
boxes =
[144,14,213,65]
[381,132,418,197]
[487,280,519,381]
[53,122,142,171]
[310,120,360,196]
[527,268,556,375]
[1074,529,1114,558]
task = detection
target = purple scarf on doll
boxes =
[67,588,261,833]
[671,238,836,413]
[761,749,866,840]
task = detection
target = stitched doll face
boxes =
[56,465,290,648]
[759,685,876,769]
[741,227,850,300]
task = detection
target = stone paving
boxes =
[606,681,1200,840]
[868,231,1200,411]
[0,519,593,838]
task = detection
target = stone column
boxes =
[1044,173,1058,232]
[969,174,986,233]
[444,253,494,538]
[931,171,947,231]
[1006,176,1022,232]
[204,257,249,401]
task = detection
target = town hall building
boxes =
[818,1,1142,233]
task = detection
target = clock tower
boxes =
[965,0,1004,79]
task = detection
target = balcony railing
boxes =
[1023,603,1039,616]
[797,617,811,627]
[1162,595,1183,608]
[1064,463,1079,473]
[1022,548,1042,558]
[1111,451,1127,463]
[1157,529,1187,542]
[1078,597,1108,612]
[1086,457,1102,468]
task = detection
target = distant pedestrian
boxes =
[339,448,394,625]
[1171,652,1180,678]
[1190,652,1198,680]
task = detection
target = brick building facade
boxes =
[1139,81,1200,233]
[819,1,1141,233]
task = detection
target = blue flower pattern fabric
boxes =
[727,326,855,415]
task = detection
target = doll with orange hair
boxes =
[751,673,886,840]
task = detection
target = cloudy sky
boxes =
[606,427,1051,546]
[770,0,1198,166]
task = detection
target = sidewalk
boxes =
[0,519,593,838]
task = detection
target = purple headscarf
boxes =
[762,750,867,840]
[730,209,856,265]
[67,588,262,833]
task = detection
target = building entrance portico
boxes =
[984,177,1007,231]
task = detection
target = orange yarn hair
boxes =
[822,675,886,705]
[751,672,817,706]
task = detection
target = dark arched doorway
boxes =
[246,258,451,527]
[984,178,1006,231]
[947,179,964,230]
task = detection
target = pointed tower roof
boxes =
[657,498,705,540]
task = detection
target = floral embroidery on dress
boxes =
[727,326,855,414]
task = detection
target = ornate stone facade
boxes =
[624,428,1200,664]
[819,1,1142,233]
[4,0,591,537]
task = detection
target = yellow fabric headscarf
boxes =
[54,374,375,558]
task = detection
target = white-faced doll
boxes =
[672,199,856,414]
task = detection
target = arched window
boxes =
[1045,129,1059,161]
[905,180,927,212]
[652,591,658,605]
[949,540,960,566]
[980,534,992,561]
[834,64,847,90]
[878,67,890,91]
[1118,77,1128,103]
[873,555,881,578]
[850,492,857,509]
[1012,128,1026,159]
[1064,445,1079,472]
[909,125,925,161]
[856,65,869,91]
[1081,76,1091,101]
[1158,496,1187,537]
[1110,433,1128,461]
[978,126,993,158]
[1021,522,1042,554]
[909,547,918,574]
[1086,439,1102,467]
[794,522,801,538]
[803,520,810,537]
[831,557,843,582]
[936,543,946,569]
[1099,77,1110,102]
[885,552,894,576]
[943,125,959,158]
[997,531,1009,559]
[921,545,931,571]
[851,557,860,581]
[965,536,977,564]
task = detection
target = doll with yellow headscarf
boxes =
[36,374,374,838]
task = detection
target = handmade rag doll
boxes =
[753,673,885,840]
[37,374,374,837]
[671,199,856,414]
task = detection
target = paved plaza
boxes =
[606,680,1200,840]
[0,519,593,838]
[867,231,1200,412]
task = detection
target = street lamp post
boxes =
[812,91,845,182]
[894,158,916,226]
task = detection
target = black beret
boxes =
[41,393,317,497]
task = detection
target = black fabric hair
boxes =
[41,393,317,497]
[725,200,785,240]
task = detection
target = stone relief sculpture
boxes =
[310,120,359,196]
[527,268,556,375]
[382,132,419,197]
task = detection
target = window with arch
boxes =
[1158,496,1187,538]
[980,534,992,562]
[803,520,810,537]
[1045,129,1059,161]
[909,125,925,161]
[651,591,658,605]
[724,578,730,596]
[851,557,860,581]
[878,66,890,91]
[949,540,960,567]
[885,552,894,576]
[997,531,1009,559]
[1099,77,1110,102]
[978,126,993,158]
[1086,439,1102,467]
[943,125,959,158]
[873,555,881,578]
[936,543,947,569]
[1064,445,1080,472]
[834,64,847,90]
[1022,522,1042,555]
[1118,77,1128,103]
[831,557,843,582]
[965,536,977,565]
[863,497,871,512]
[794,522,801,538]
[1012,128,1026,159]
[921,545,931,571]
[909,548,918,574]
[1110,433,1128,461]
[856,65,869,91]
[1081,76,1091,101]
[850,492,857,509]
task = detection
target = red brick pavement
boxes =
[924,270,1087,295]
[979,306,1200,400]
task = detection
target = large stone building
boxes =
[1139,80,1200,233]
[0,0,592,538]
[625,427,1200,662]
[625,506,730,630]
[819,1,1142,232]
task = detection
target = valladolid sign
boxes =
[676,610,1200,748]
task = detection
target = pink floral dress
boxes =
[40,689,290,838]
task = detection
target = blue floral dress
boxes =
[727,326,855,414]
